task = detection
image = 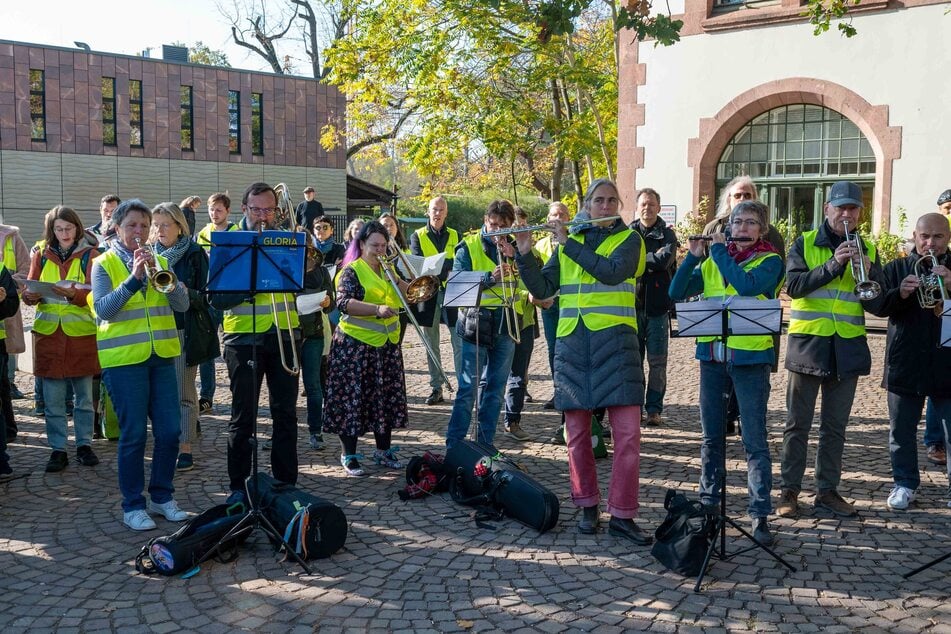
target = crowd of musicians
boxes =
[0,178,949,542]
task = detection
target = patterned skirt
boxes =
[322,330,408,437]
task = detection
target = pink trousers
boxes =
[565,405,642,519]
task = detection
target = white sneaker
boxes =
[886,486,916,510]
[148,499,190,522]
[123,509,157,531]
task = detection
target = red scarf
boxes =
[726,238,779,264]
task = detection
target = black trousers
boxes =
[224,342,299,492]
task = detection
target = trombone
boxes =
[915,249,950,312]
[841,220,881,300]
[383,238,440,304]
[254,219,302,376]
[493,237,521,344]
[376,254,454,392]
[135,237,178,294]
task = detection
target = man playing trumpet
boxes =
[871,213,951,510]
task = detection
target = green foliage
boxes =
[400,190,551,235]
[804,0,862,38]
[865,208,909,265]
[171,41,231,67]
[615,8,683,46]
[673,195,710,261]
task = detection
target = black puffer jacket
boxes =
[872,250,951,397]
[173,242,220,367]
[515,221,645,411]
[631,217,677,317]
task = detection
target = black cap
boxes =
[937,189,951,206]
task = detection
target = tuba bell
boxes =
[915,249,950,312]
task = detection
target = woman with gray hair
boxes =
[504,178,653,545]
[669,199,784,546]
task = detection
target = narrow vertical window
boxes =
[29,69,46,141]
[251,92,263,155]
[102,77,116,146]
[129,79,143,148]
[180,85,193,151]
[228,90,240,153]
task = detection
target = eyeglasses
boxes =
[315,223,331,230]
[732,192,754,200]
[731,219,760,227]
[247,206,277,216]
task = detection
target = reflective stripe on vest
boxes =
[33,255,96,336]
[788,229,876,338]
[94,251,181,368]
[697,252,781,352]
[337,258,401,346]
[556,229,643,337]
[462,234,510,308]
[222,293,300,333]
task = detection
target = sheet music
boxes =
[296,291,327,316]
[397,252,445,278]
[21,280,68,304]
[444,270,485,308]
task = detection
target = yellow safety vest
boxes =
[33,253,96,336]
[697,252,781,352]
[337,258,401,347]
[94,251,181,368]
[462,233,513,308]
[414,226,459,260]
[3,236,16,272]
[223,291,300,334]
[788,230,876,339]
[196,222,238,248]
[556,230,644,337]
[536,235,557,262]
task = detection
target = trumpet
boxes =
[841,220,881,300]
[686,235,754,242]
[915,249,949,311]
[483,215,623,238]
[135,238,178,293]
[493,237,521,344]
[376,254,454,392]
[383,239,440,304]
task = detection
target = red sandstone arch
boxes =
[686,78,902,232]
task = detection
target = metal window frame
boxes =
[251,92,263,155]
[228,89,241,154]
[129,79,144,148]
[102,76,117,147]
[180,85,194,151]
[29,69,46,141]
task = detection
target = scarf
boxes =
[315,236,336,255]
[50,242,78,263]
[726,238,778,265]
[153,235,191,267]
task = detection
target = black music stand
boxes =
[201,230,312,574]
[444,271,488,441]
[673,297,796,592]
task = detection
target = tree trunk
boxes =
[549,78,564,202]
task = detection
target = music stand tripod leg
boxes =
[903,550,951,579]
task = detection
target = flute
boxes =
[686,235,754,243]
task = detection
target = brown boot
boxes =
[815,490,858,518]
[776,489,799,518]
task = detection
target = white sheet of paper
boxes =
[22,280,68,303]
[296,291,327,315]
[397,252,445,278]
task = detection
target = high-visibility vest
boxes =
[33,253,96,336]
[196,222,238,248]
[414,226,459,260]
[788,229,876,339]
[462,233,513,308]
[2,235,16,272]
[222,291,300,334]
[94,251,181,368]
[536,235,557,262]
[337,258,401,347]
[556,230,644,337]
[697,252,781,352]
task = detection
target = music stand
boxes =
[673,297,796,592]
[444,271,487,441]
[200,229,312,574]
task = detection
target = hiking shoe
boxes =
[123,510,157,531]
[341,454,366,476]
[309,433,324,450]
[76,445,100,467]
[504,421,531,442]
[198,398,212,415]
[776,489,799,518]
[752,517,774,547]
[176,453,194,471]
[34,401,45,416]
[425,389,444,406]
[373,447,402,469]
[927,444,947,466]
[148,499,189,522]
[45,450,68,473]
[886,486,916,511]
[645,412,662,427]
[578,505,599,535]
[550,426,566,445]
[815,490,858,518]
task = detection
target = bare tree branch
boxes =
[346,105,419,159]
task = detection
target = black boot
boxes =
[752,517,774,547]
[608,516,653,546]
[578,505,599,534]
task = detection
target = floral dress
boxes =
[322,265,409,436]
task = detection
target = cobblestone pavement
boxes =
[0,331,949,633]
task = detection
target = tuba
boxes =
[915,249,949,312]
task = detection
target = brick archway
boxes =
[686,78,902,232]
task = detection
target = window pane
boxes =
[31,118,45,139]
[181,129,192,149]
[751,144,768,162]
[131,103,141,121]
[787,124,803,142]
[29,70,43,92]
[841,139,859,158]
[733,144,750,162]
[750,125,768,144]
[803,141,820,160]
[859,138,873,158]
[104,123,116,146]
[841,119,859,138]
[130,80,141,100]
[30,94,44,115]
[804,122,821,141]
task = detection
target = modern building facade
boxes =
[0,39,347,239]
[617,1,949,235]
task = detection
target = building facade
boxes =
[617,1,949,235]
[0,40,347,239]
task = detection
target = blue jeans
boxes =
[198,306,222,402]
[103,361,181,512]
[301,337,324,435]
[699,361,773,518]
[923,398,945,448]
[445,327,515,448]
[43,376,94,451]
[637,311,670,414]
[889,393,951,490]
[541,303,559,375]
